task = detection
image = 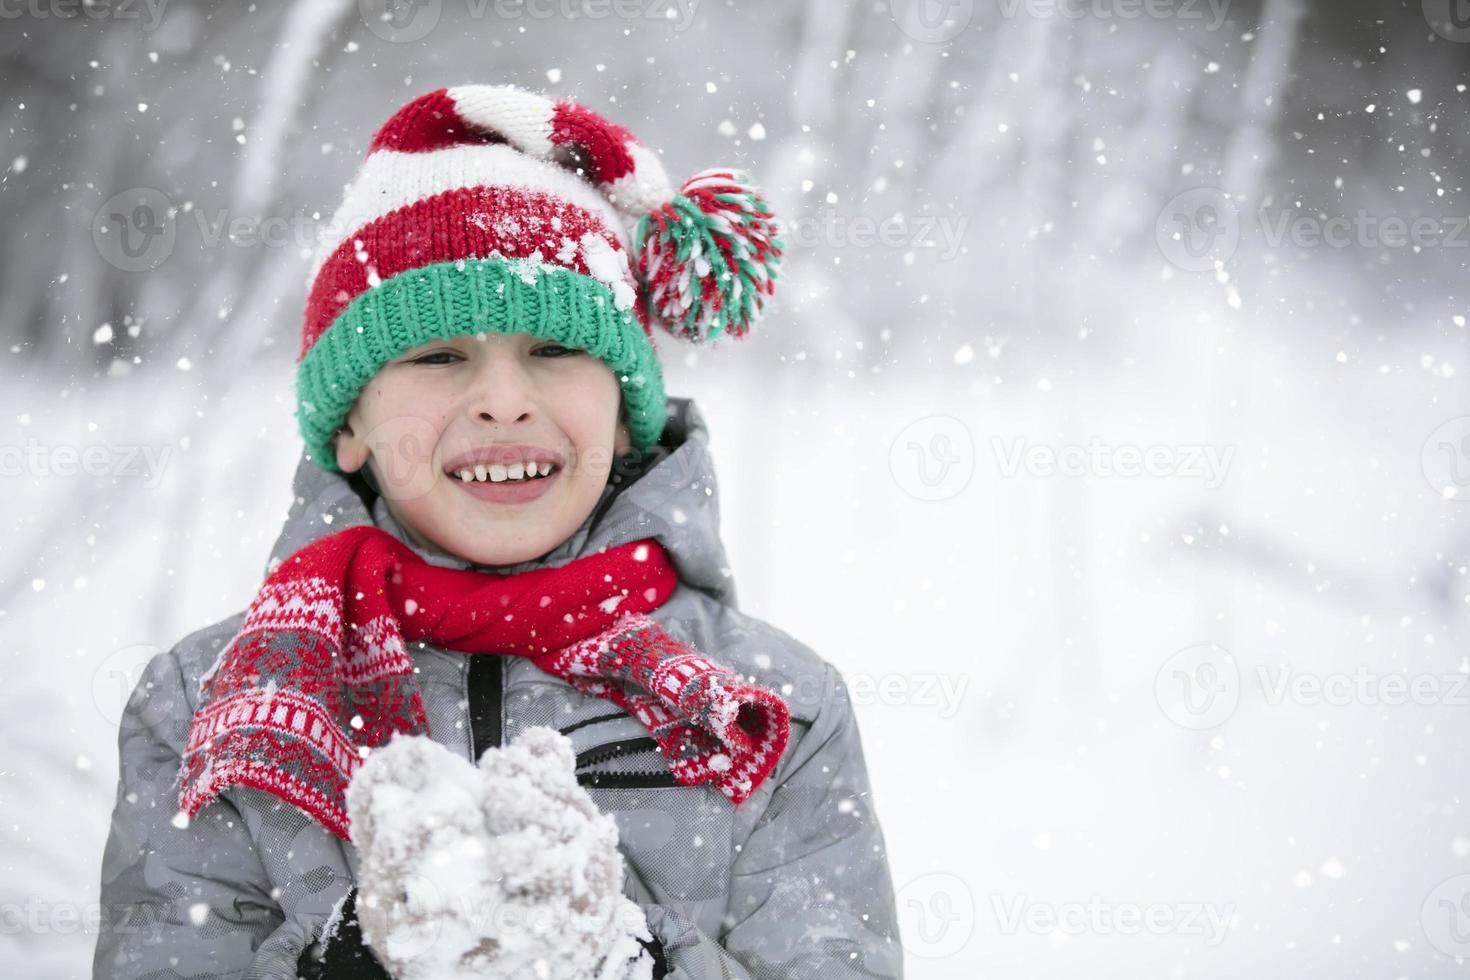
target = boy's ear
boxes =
[614,419,633,457]
[334,419,371,474]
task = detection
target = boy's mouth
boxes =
[448,460,561,484]
[442,445,566,486]
[447,458,564,505]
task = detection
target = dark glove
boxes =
[298,886,668,979]
[296,886,393,979]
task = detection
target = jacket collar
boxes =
[265,395,739,608]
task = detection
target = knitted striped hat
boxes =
[296,83,784,474]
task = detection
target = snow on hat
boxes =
[296,83,784,474]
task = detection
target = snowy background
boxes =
[3,0,1470,976]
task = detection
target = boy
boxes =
[92,83,902,979]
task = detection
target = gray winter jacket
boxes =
[91,395,903,980]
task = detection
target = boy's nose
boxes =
[466,352,535,425]
[478,408,531,424]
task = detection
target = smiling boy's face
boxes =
[333,331,633,566]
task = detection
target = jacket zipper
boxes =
[467,653,503,761]
[470,666,679,786]
[576,736,682,786]
[576,736,661,769]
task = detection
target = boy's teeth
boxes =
[455,461,554,483]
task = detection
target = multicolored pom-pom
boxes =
[633,168,784,345]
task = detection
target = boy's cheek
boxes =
[351,415,446,502]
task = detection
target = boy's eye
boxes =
[408,344,580,365]
[410,351,462,365]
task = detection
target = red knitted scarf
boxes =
[177,525,790,842]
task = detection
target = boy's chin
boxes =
[422,514,572,568]
[395,474,609,567]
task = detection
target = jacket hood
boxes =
[264,395,739,608]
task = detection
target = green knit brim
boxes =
[296,257,667,475]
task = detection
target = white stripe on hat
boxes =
[445,83,557,159]
[448,83,675,217]
[605,139,676,217]
[307,142,634,286]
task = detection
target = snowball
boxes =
[345,729,653,980]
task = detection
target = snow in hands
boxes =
[344,726,655,980]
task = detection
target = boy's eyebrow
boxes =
[403,336,469,353]
[396,333,554,359]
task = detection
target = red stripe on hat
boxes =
[550,101,639,185]
[632,285,652,341]
[367,88,507,156]
[301,185,635,358]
